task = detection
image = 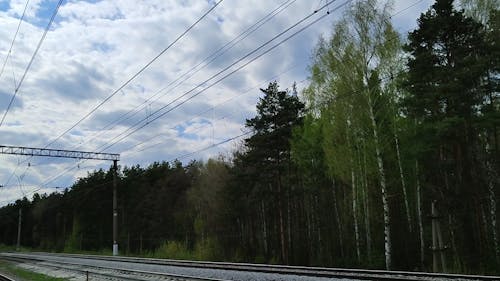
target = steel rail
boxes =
[0,273,15,281]
[0,255,228,281]
[2,256,145,281]
[13,252,499,281]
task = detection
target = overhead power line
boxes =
[31,1,343,190]
[39,67,304,187]
[97,0,346,153]
[1,0,223,187]
[2,0,423,205]
[44,0,224,149]
[0,0,30,80]
[121,66,304,157]
[0,0,65,127]
[170,130,253,162]
[71,0,297,152]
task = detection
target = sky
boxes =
[0,0,436,206]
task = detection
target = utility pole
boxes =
[112,159,118,256]
[431,200,447,272]
[1,145,120,255]
[16,208,22,251]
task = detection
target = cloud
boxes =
[33,61,109,101]
[0,0,435,205]
[0,89,22,113]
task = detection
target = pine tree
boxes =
[404,0,495,270]
[239,81,304,264]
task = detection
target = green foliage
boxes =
[403,0,499,272]
[154,241,193,260]
[460,0,500,24]
[0,260,69,281]
[0,0,498,274]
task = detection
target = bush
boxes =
[154,241,193,260]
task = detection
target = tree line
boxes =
[0,0,498,274]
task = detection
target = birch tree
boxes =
[304,0,400,269]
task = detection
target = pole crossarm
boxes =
[0,145,119,161]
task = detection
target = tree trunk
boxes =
[346,116,361,263]
[306,195,312,261]
[352,168,361,263]
[261,201,268,257]
[315,195,322,262]
[487,160,499,262]
[416,160,425,269]
[277,180,287,264]
[367,92,391,270]
[332,180,345,258]
[139,233,143,255]
[287,187,292,262]
[448,214,462,271]
[363,150,372,263]
[395,133,412,232]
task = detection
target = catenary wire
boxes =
[3,0,332,184]
[123,69,304,154]
[43,0,224,150]
[32,1,344,190]
[0,0,65,127]
[0,0,30,81]
[2,0,422,204]
[96,0,345,153]
[71,0,297,152]
[1,0,223,186]
[39,67,305,187]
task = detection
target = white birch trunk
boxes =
[395,133,412,232]
[362,146,372,262]
[347,117,361,262]
[367,92,391,270]
[415,160,425,269]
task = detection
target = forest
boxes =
[0,0,499,275]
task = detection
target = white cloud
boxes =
[0,0,435,206]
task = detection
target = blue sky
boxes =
[0,0,438,206]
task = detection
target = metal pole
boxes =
[16,208,22,251]
[436,206,447,272]
[432,201,438,272]
[112,160,119,256]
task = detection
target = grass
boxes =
[0,260,69,281]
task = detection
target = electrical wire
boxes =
[1,0,223,187]
[0,0,65,127]
[0,0,30,80]
[26,2,342,191]
[170,130,253,162]
[19,0,347,191]
[40,68,305,187]
[2,0,423,205]
[122,68,303,155]
[97,0,345,153]
[43,0,224,149]
[70,0,297,152]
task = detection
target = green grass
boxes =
[0,244,35,253]
[0,260,69,281]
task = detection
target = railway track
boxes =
[0,273,14,281]
[1,252,499,281]
[1,255,227,281]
